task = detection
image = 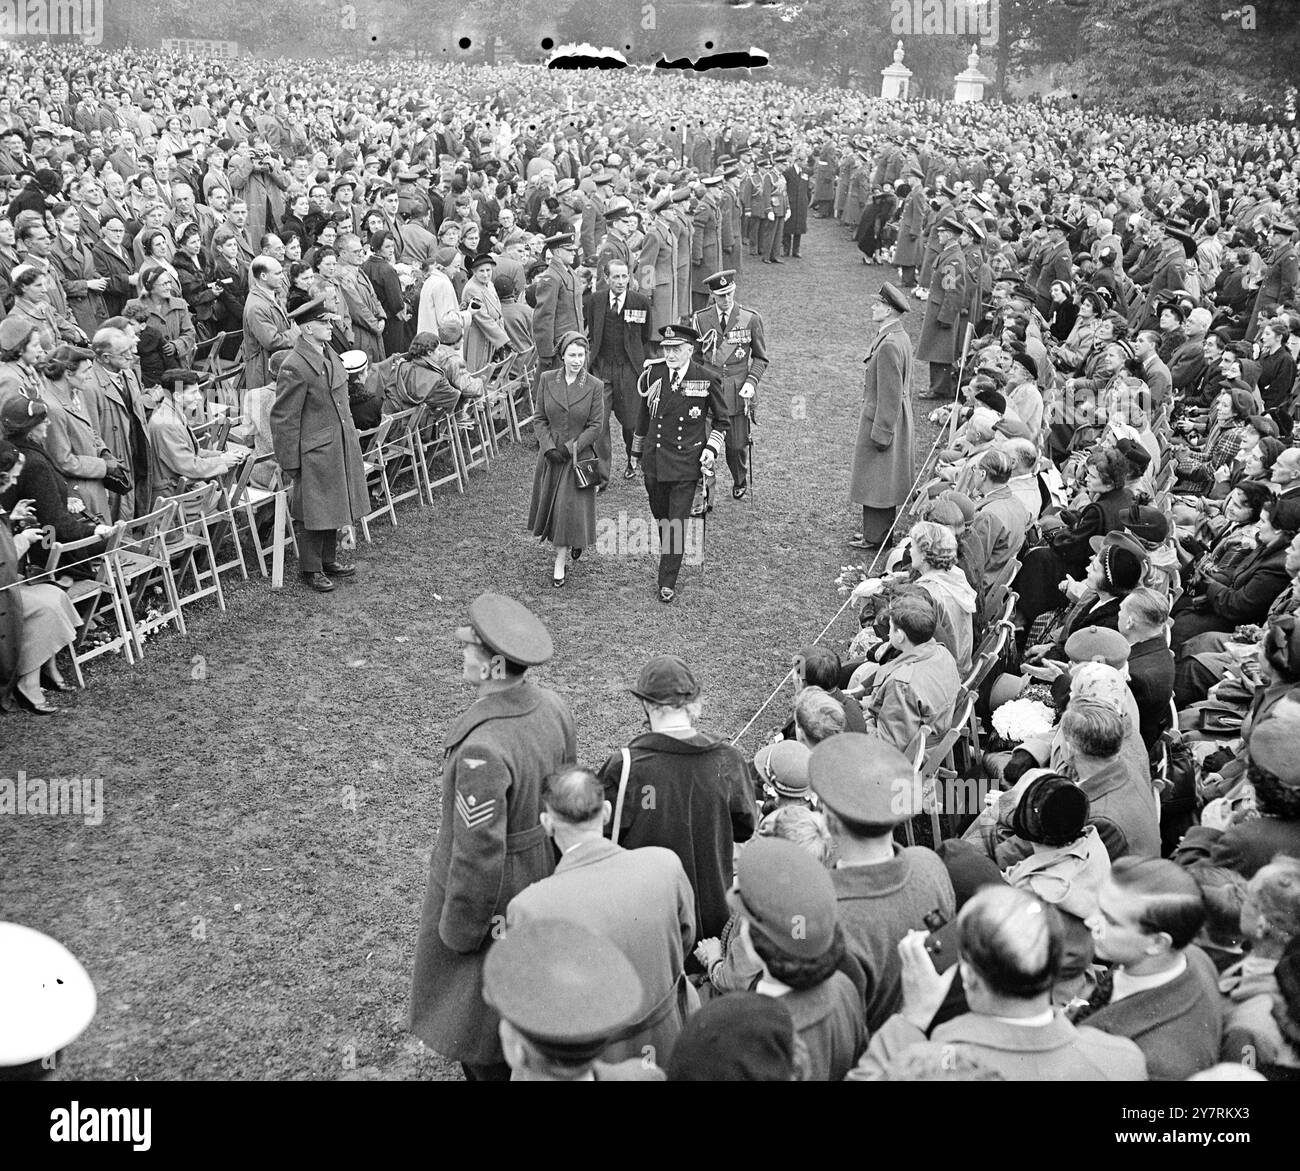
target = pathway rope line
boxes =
[729,398,959,748]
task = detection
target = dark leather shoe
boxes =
[43,678,76,692]
[658,587,676,604]
[769,257,783,264]
[16,689,57,715]
[690,501,713,517]
[570,547,583,562]
[623,462,637,480]
[733,485,748,500]
[322,563,355,578]
[302,571,335,592]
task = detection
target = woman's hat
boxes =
[1,395,48,436]
[1010,772,1090,847]
[753,740,812,799]
[556,330,587,357]
[0,316,36,353]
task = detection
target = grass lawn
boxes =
[0,216,941,1080]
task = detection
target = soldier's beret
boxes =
[0,923,97,1069]
[809,733,920,827]
[454,592,554,667]
[482,920,643,1061]
[876,282,909,314]
[733,838,837,959]
[1063,624,1131,669]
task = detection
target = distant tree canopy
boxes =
[96,0,1300,118]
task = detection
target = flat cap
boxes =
[0,923,97,1067]
[1063,625,1131,669]
[482,919,644,1060]
[809,733,919,826]
[455,592,553,667]
[629,654,699,704]
[733,838,837,959]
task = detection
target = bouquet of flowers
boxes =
[991,698,1056,745]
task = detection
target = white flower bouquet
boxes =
[991,698,1056,744]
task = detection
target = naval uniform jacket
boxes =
[631,358,727,483]
[691,302,769,419]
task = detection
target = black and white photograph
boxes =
[1,0,1297,1132]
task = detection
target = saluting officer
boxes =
[409,592,577,1082]
[630,323,728,605]
[692,269,768,499]
[690,175,723,313]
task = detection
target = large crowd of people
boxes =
[3,39,1300,1085]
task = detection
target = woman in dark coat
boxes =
[174,224,218,340]
[362,230,410,357]
[1015,446,1133,629]
[781,158,810,258]
[525,330,602,587]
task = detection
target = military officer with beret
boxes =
[631,323,728,604]
[916,216,969,401]
[483,919,664,1081]
[409,593,578,1081]
[692,268,768,500]
[809,733,956,1031]
[849,282,915,550]
[270,296,369,592]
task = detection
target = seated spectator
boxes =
[372,328,480,421]
[1118,586,1176,753]
[1079,857,1225,1080]
[848,885,1147,1080]
[727,837,867,1081]
[752,739,815,817]
[853,593,961,753]
[666,993,797,1082]
[146,369,245,508]
[792,685,846,747]
[1219,857,1300,1068]
[907,521,977,676]
[782,644,867,736]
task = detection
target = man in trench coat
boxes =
[915,217,969,401]
[849,283,915,549]
[269,297,368,592]
[409,593,577,1081]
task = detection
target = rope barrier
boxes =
[728,397,961,749]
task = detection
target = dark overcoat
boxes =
[850,317,915,509]
[408,681,577,1065]
[916,241,969,365]
[585,284,653,429]
[783,165,810,236]
[526,368,603,548]
[894,186,929,268]
[270,337,368,531]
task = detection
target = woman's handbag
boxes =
[573,456,600,490]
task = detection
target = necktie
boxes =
[612,296,621,315]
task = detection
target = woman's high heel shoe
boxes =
[16,689,57,715]
[43,678,75,693]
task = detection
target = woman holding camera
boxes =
[459,251,509,372]
[525,331,602,588]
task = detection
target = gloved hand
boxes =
[545,447,568,465]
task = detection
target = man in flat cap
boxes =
[410,593,577,1082]
[270,296,368,592]
[849,282,914,551]
[598,653,754,945]
[916,216,968,401]
[631,323,728,604]
[691,268,768,500]
[483,919,663,1080]
[532,231,584,373]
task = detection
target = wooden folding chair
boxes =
[161,485,229,620]
[922,688,979,842]
[380,407,427,511]
[503,345,538,433]
[111,500,187,656]
[231,455,298,577]
[356,416,396,542]
[416,405,467,498]
[37,524,133,686]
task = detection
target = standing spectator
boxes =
[242,255,298,389]
[39,345,118,521]
[49,203,106,337]
[89,326,150,522]
[335,233,386,364]
[268,298,367,591]
[90,215,136,318]
[126,267,196,369]
[598,654,756,944]
[362,230,409,357]
[532,231,583,372]
[506,764,696,1067]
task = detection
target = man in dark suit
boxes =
[1248,220,1299,341]
[1119,586,1176,754]
[630,323,727,604]
[585,258,652,484]
[531,231,583,373]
